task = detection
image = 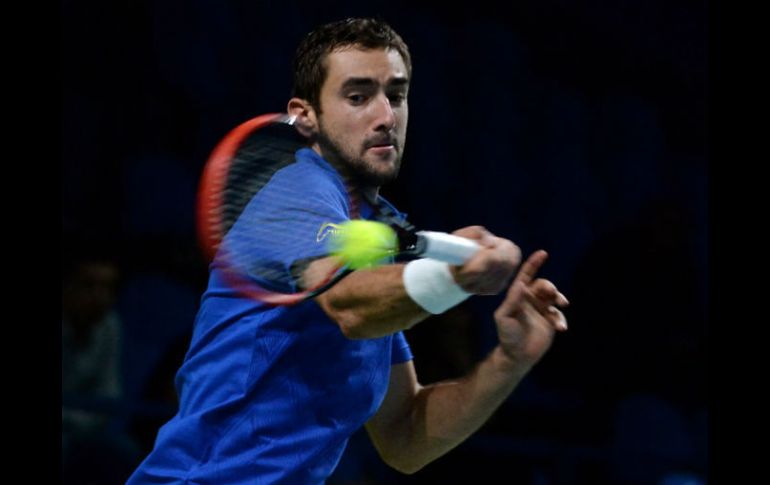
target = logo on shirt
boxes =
[316,222,342,243]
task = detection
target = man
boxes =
[128,17,568,484]
[62,250,143,484]
[62,254,123,441]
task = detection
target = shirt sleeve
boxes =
[391,331,413,364]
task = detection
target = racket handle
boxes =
[415,231,481,264]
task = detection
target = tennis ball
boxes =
[328,220,398,269]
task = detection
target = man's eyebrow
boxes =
[340,77,410,90]
[340,78,376,90]
[388,77,410,89]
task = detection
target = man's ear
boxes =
[287,98,318,138]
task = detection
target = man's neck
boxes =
[310,144,380,204]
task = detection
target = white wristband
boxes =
[402,258,471,314]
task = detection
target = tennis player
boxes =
[127,17,568,484]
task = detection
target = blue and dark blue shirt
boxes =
[127,148,413,484]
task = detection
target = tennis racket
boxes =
[196,113,480,305]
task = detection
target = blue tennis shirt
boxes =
[127,148,413,484]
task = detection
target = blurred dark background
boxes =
[62,0,707,483]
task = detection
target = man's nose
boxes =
[373,94,396,131]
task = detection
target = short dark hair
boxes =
[291,18,412,111]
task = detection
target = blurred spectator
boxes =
[62,245,142,484]
[62,253,122,436]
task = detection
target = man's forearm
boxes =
[395,346,531,472]
[314,264,430,339]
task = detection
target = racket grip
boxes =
[415,231,481,265]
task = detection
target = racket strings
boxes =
[217,128,344,294]
[221,131,301,234]
[201,116,355,301]
[220,176,309,292]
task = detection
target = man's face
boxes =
[313,47,409,187]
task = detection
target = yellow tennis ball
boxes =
[328,220,398,269]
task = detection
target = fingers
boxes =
[496,251,549,314]
[450,226,521,295]
[493,236,522,267]
[452,225,495,247]
[451,226,520,260]
[530,279,569,307]
[514,250,548,286]
[497,274,570,330]
[496,279,527,317]
[496,283,568,331]
[546,306,568,331]
[524,279,569,331]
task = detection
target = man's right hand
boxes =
[449,226,521,295]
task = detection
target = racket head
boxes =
[196,113,352,306]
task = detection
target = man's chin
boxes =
[357,161,400,187]
[364,147,400,165]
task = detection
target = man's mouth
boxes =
[365,138,397,153]
[366,134,397,147]
[366,145,396,156]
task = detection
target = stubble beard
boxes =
[315,126,402,188]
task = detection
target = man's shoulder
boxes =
[269,149,345,195]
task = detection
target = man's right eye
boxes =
[348,94,366,104]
